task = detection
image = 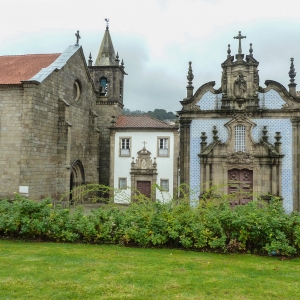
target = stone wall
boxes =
[0,87,23,198]
[0,48,100,200]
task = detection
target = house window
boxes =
[160,179,169,191]
[119,178,127,189]
[158,137,169,157]
[120,138,131,156]
[234,125,246,152]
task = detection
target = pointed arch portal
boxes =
[70,160,85,201]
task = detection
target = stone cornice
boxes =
[180,81,220,106]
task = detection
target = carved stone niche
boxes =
[130,146,157,201]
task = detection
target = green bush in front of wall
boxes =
[1,185,300,257]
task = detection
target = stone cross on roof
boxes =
[105,18,109,30]
[142,141,147,148]
[234,31,246,54]
[75,30,81,46]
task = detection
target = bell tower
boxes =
[88,19,127,187]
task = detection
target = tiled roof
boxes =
[0,53,61,84]
[115,115,174,128]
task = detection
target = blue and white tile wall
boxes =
[190,118,293,213]
[190,119,230,204]
[196,89,286,111]
[258,89,286,109]
[252,119,293,213]
[197,91,222,110]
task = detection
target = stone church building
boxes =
[0,24,125,200]
[179,31,300,213]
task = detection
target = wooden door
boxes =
[228,169,253,205]
[137,181,151,198]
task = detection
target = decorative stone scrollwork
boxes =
[187,104,201,111]
[227,152,254,165]
[281,102,294,110]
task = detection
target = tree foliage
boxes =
[123,108,176,121]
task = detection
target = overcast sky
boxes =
[1,0,300,112]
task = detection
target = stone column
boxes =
[292,118,300,211]
[205,161,210,191]
[179,118,192,194]
[271,162,277,196]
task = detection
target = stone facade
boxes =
[0,26,125,200]
[179,31,300,212]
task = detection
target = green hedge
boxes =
[1,195,300,256]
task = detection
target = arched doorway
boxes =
[70,160,85,202]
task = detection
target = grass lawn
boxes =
[0,240,299,299]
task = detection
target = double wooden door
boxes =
[137,181,151,198]
[228,169,253,205]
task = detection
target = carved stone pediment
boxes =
[227,152,254,165]
[131,146,157,172]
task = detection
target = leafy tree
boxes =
[123,108,176,121]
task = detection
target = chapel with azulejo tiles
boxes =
[178,31,300,213]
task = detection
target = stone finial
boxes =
[275,132,282,152]
[249,43,253,57]
[200,132,207,150]
[212,126,218,141]
[186,61,194,98]
[115,52,120,65]
[288,58,297,96]
[153,157,157,167]
[111,116,116,127]
[121,59,125,69]
[131,157,135,167]
[88,52,93,67]
[227,44,231,58]
[75,30,81,46]
[262,126,268,142]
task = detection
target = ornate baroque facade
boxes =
[179,31,300,213]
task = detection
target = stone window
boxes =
[119,178,127,189]
[120,137,131,157]
[158,137,169,157]
[234,125,246,152]
[160,179,169,191]
[99,77,108,96]
[73,80,81,102]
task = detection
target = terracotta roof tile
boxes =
[0,53,61,84]
[115,115,174,128]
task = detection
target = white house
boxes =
[110,115,179,203]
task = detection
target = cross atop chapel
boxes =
[142,141,147,148]
[75,30,81,46]
[234,31,246,54]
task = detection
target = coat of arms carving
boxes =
[227,152,254,165]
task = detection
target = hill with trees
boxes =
[122,108,176,121]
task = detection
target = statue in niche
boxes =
[141,158,147,169]
[234,72,246,98]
